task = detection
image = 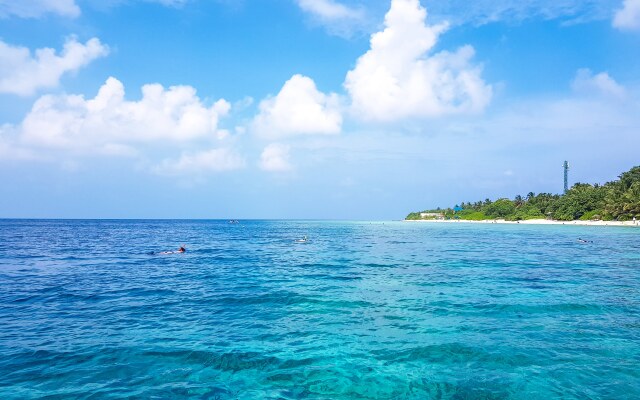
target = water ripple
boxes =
[0,220,639,399]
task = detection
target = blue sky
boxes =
[1,0,639,219]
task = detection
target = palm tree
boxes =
[514,195,523,207]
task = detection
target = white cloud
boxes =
[2,77,244,177]
[571,69,626,98]
[260,143,292,172]
[18,77,230,151]
[0,0,80,18]
[153,148,246,175]
[252,74,342,139]
[0,125,39,161]
[294,0,366,37]
[296,0,619,33]
[344,0,492,122]
[296,0,362,20]
[613,0,640,30]
[0,37,109,96]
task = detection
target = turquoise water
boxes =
[0,220,639,399]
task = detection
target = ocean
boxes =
[0,219,639,399]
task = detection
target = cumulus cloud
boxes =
[0,125,38,161]
[260,143,292,172]
[571,68,626,98]
[153,148,246,175]
[18,76,230,151]
[344,0,492,121]
[252,74,342,139]
[0,0,80,18]
[0,37,108,96]
[613,0,640,30]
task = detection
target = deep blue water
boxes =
[0,219,639,399]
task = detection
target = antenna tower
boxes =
[563,161,569,193]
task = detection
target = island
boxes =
[406,166,640,224]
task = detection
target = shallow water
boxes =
[0,220,639,399]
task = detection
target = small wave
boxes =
[374,343,535,367]
[142,349,281,372]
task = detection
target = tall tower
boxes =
[563,161,569,193]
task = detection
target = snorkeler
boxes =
[158,245,187,255]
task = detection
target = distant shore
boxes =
[404,218,640,227]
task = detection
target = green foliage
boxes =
[485,198,516,218]
[465,212,489,220]
[552,183,606,221]
[405,165,640,222]
[579,210,603,221]
[527,193,561,216]
[604,167,640,219]
[510,204,545,221]
[457,209,488,220]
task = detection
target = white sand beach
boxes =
[405,219,640,227]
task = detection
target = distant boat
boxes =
[228,220,239,224]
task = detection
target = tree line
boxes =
[406,166,640,221]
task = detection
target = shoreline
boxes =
[404,218,640,227]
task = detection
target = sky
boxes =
[0,0,639,219]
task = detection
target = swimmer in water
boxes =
[577,238,592,243]
[158,245,186,255]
